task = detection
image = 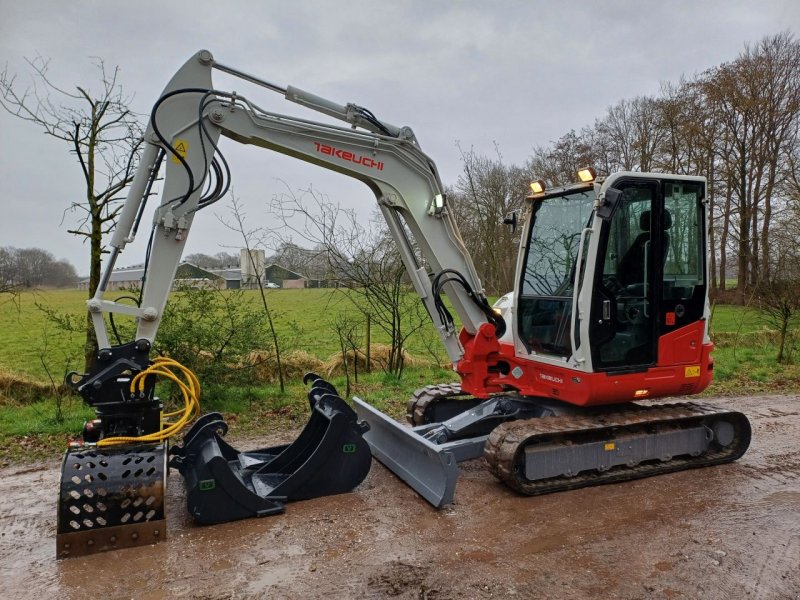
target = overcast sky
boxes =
[1,1,797,274]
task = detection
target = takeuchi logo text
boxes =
[314,142,384,171]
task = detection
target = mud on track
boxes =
[1,395,798,599]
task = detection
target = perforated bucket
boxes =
[57,443,167,558]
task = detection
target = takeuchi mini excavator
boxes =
[58,50,751,557]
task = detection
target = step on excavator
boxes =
[57,50,751,557]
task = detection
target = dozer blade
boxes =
[352,396,480,508]
[169,375,372,524]
[57,443,167,559]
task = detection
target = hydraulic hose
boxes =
[97,357,201,447]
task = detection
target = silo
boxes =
[240,248,266,288]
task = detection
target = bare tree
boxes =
[221,194,286,392]
[450,143,529,294]
[0,56,144,369]
[755,243,800,364]
[528,129,597,186]
[0,248,20,299]
[524,32,800,309]
[183,251,240,269]
[699,32,800,300]
[268,241,330,280]
[268,186,428,377]
[331,313,363,397]
[756,179,800,363]
[1,246,78,288]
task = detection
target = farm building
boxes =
[77,263,239,291]
[264,264,307,288]
[78,253,335,291]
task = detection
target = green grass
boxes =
[1,289,797,389]
[1,288,799,464]
[704,299,800,394]
[0,288,447,380]
[709,302,766,335]
[0,290,86,379]
[0,365,452,465]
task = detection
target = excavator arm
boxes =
[90,49,500,369]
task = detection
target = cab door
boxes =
[588,177,707,372]
[589,179,661,370]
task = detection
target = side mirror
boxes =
[597,187,622,221]
[503,211,518,233]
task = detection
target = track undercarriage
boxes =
[354,384,751,507]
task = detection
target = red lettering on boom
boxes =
[314,142,384,171]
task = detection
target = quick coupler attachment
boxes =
[57,443,167,559]
[169,374,372,525]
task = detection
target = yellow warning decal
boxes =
[171,139,189,164]
[684,365,701,378]
[604,442,615,451]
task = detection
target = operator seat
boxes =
[617,210,672,287]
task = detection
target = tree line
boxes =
[448,32,800,303]
[0,246,78,289]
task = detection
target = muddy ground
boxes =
[1,394,798,600]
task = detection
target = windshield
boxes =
[518,190,595,357]
[521,191,595,296]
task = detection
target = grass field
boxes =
[0,288,797,463]
[0,288,449,379]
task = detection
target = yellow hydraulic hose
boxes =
[97,357,201,447]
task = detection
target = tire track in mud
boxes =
[748,528,800,599]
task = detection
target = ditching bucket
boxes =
[169,374,372,524]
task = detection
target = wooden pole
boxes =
[366,313,371,373]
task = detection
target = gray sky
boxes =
[1,0,797,274]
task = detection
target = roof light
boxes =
[577,167,597,183]
[529,180,546,194]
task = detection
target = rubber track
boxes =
[406,383,464,426]
[483,402,752,495]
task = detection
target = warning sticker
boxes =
[171,139,189,164]
[604,442,615,451]
[685,365,701,378]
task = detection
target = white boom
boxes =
[90,50,498,366]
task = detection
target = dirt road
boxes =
[1,395,798,599]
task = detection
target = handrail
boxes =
[569,227,592,362]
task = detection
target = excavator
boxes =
[57,50,751,557]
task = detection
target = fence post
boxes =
[366,313,371,373]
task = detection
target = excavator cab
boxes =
[509,173,713,398]
[518,176,706,368]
